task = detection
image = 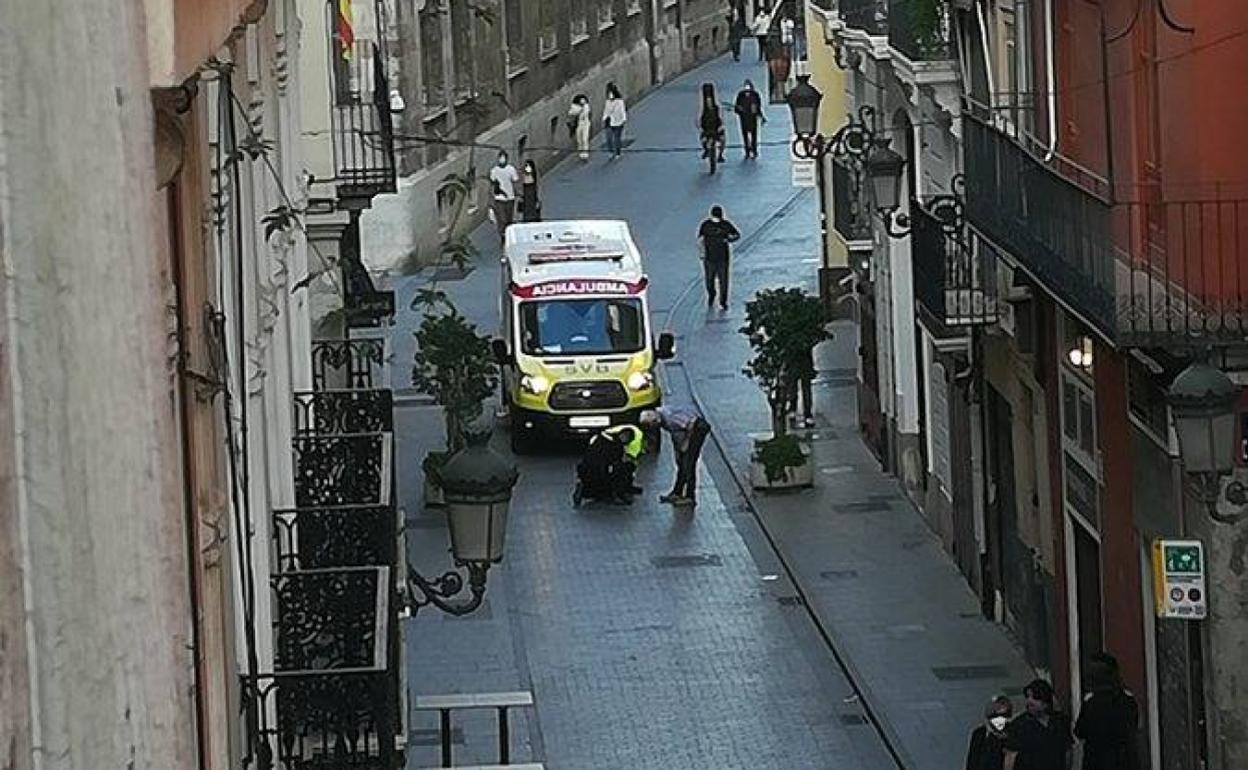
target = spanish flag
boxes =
[337,0,354,60]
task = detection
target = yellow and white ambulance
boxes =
[493,220,674,453]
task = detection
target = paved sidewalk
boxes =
[664,190,1037,770]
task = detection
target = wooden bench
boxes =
[412,691,535,767]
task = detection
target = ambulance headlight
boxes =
[627,371,655,391]
[520,374,551,395]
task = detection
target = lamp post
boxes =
[406,423,519,615]
[1166,359,1247,524]
[787,75,877,307]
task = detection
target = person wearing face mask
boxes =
[487,151,520,242]
[966,695,1013,770]
[1004,679,1072,770]
[733,79,765,159]
[518,160,541,222]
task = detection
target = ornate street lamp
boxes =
[787,75,822,138]
[406,423,519,614]
[1166,359,1247,524]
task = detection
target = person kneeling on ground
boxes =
[577,424,645,504]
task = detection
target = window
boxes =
[597,0,615,29]
[504,0,525,71]
[519,298,645,356]
[451,0,475,98]
[1127,358,1169,443]
[571,0,590,40]
[538,0,558,57]
[626,0,642,15]
[420,9,444,107]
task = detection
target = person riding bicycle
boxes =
[698,83,726,163]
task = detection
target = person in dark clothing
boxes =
[733,80,765,158]
[1004,679,1072,770]
[518,160,541,222]
[1075,652,1141,770]
[966,695,1014,770]
[697,205,741,310]
[785,346,816,427]
[640,405,710,508]
[698,83,726,163]
[728,12,745,61]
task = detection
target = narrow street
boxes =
[391,53,1029,769]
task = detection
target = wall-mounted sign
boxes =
[1152,539,1207,620]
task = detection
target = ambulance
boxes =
[492,220,674,453]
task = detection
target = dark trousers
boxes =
[670,418,711,498]
[739,119,758,157]
[491,197,515,241]
[730,37,742,60]
[756,35,767,60]
[606,125,624,157]
[704,258,730,308]
[787,374,813,418]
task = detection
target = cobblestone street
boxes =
[391,52,1030,770]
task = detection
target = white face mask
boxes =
[989,716,1009,732]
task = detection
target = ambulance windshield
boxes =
[519,298,644,356]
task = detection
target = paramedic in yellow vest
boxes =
[600,424,645,497]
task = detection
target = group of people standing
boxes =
[967,654,1142,770]
[567,82,628,162]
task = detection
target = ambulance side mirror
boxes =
[491,338,513,365]
[656,332,676,361]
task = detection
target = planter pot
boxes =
[424,476,445,507]
[749,434,814,490]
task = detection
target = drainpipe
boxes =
[1043,0,1057,159]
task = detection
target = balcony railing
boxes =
[247,566,396,770]
[912,203,999,326]
[832,157,872,242]
[964,108,1248,344]
[840,0,886,35]
[293,432,392,507]
[294,389,394,434]
[310,338,388,391]
[273,503,397,572]
[888,0,952,61]
[330,31,397,204]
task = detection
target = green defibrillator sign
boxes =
[1151,539,1207,620]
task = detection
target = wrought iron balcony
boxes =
[330,34,397,206]
[273,504,397,572]
[294,389,394,435]
[293,432,391,507]
[247,566,396,770]
[888,0,952,61]
[964,108,1248,345]
[912,203,999,327]
[310,338,387,390]
[832,157,872,242]
[840,0,887,36]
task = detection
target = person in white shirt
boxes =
[487,151,520,242]
[752,6,772,61]
[602,83,627,160]
[568,94,592,161]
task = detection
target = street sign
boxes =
[791,158,816,188]
[1152,539,1207,620]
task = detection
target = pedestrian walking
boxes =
[697,205,741,311]
[728,13,748,61]
[487,151,520,242]
[1003,679,1072,770]
[966,695,1013,770]
[640,405,711,508]
[568,94,592,161]
[518,160,541,222]
[733,79,765,158]
[752,6,771,61]
[603,83,627,160]
[1074,653,1141,770]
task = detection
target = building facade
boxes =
[815,0,1248,767]
[362,0,737,272]
[2,0,404,767]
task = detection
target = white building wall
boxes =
[0,0,199,766]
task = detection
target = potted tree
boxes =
[412,289,499,506]
[739,287,832,490]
